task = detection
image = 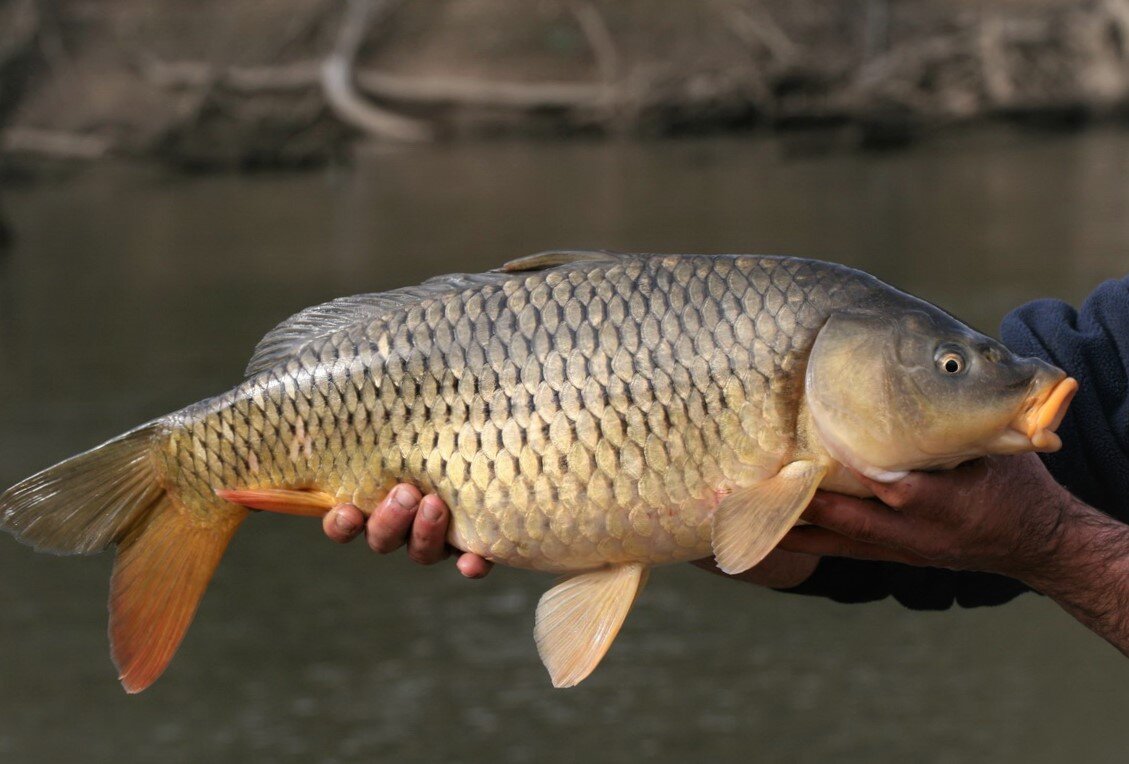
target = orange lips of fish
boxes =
[1013,376,1078,451]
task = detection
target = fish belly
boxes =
[446,478,720,573]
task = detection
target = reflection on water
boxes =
[1,129,1127,763]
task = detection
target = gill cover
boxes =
[805,311,909,481]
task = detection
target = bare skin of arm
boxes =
[324,454,1129,656]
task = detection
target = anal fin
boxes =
[534,563,648,688]
[215,487,336,517]
[110,497,246,693]
[711,460,826,575]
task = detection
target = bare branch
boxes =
[2,128,110,158]
[978,16,1015,105]
[569,1,619,84]
[142,58,606,110]
[717,1,798,65]
[355,70,603,109]
[321,0,434,142]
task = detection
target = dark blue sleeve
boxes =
[783,557,1027,610]
[782,276,1129,610]
[999,277,1129,518]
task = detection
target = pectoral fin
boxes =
[711,460,826,575]
[214,488,337,517]
[534,563,649,688]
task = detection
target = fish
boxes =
[0,251,1078,693]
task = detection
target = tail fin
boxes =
[0,421,247,693]
[0,422,166,555]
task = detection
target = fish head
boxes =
[805,305,1077,481]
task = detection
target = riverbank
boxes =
[3,0,1129,172]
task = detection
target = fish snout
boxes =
[1010,361,1077,452]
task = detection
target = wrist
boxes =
[1013,498,1122,596]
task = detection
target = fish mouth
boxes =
[1010,375,1078,452]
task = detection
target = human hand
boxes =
[322,485,493,579]
[693,549,821,589]
[778,453,1078,580]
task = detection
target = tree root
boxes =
[322,0,434,142]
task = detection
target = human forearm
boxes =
[1020,499,1129,657]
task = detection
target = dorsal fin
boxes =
[246,292,409,377]
[244,251,627,377]
[499,249,623,273]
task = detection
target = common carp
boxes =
[0,252,1077,692]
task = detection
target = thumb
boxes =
[845,468,917,509]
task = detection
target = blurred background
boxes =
[1,1,1128,762]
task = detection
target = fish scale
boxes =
[159,254,866,571]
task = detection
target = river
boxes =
[0,128,1126,763]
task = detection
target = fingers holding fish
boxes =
[691,551,819,589]
[847,465,979,516]
[790,454,1079,577]
[323,504,366,543]
[785,491,936,565]
[407,495,452,565]
[323,486,495,577]
[391,491,492,575]
[802,491,909,542]
[367,484,424,554]
[456,552,494,579]
[779,522,935,567]
[407,499,494,577]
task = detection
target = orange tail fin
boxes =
[110,497,245,693]
[0,420,247,693]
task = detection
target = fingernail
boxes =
[334,510,357,533]
[420,497,443,523]
[389,486,415,512]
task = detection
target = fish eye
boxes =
[936,348,967,375]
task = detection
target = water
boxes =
[1,129,1127,763]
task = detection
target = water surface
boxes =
[1,129,1127,763]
